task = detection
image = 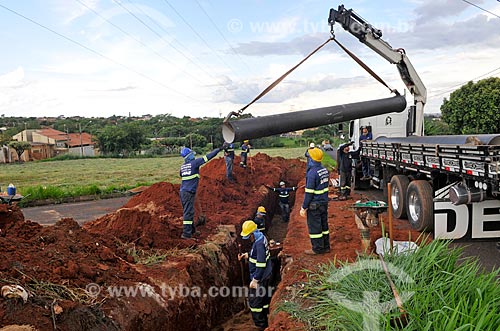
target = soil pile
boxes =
[1,153,306,330]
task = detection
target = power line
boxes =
[0,2,203,103]
[429,65,500,99]
[74,0,205,86]
[161,0,241,78]
[193,0,254,76]
[113,0,213,84]
[460,0,500,19]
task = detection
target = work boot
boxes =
[196,216,206,226]
[181,234,192,240]
[304,249,319,255]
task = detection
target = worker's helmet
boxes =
[180,147,192,158]
[240,220,257,239]
[257,206,266,214]
[309,147,323,162]
[244,140,249,144]
[279,181,285,186]
[309,142,315,148]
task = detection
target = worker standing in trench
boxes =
[337,141,356,200]
[300,147,331,255]
[223,142,236,182]
[238,220,273,331]
[179,145,224,239]
[253,206,268,234]
[266,181,297,223]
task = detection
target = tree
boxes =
[424,118,452,136]
[441,77,500,134]
[8,141,31,162]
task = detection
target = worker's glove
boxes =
[300,207,307,217]
[238,252,248,261]
[249,278,259,289]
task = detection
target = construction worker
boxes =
[304,142,315,172]
[240,140,252,168]
[266,181,297,222]
[299,147,330,255]
[253,206,267,233]
[337,141,356,200]
[179,145,223,239]
[359,127,373,180]
[238,220,273,330]
[223,142,235,182]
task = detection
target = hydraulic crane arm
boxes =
[329,5,427,135]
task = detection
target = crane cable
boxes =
[224,30,399,122]
[223,37,334,122]
[331,37,399,95]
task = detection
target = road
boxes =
[21,196,131,226]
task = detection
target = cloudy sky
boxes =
[0,0,499,119]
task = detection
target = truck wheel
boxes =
[390,175,409,219]
[406,180,434,231]
[382,167,397,198]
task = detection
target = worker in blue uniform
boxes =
[223,142,235,182]
[300,147,331,255]
[238,220,273,330]
[337,141,356,200]
[253,206,267,233]
[240,140,251,168]
[179,145,223,239]
[266,181,297,222]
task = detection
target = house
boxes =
[10,128,95,161]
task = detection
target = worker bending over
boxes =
[179,145,224,239]
[239,220,273,330]
[300,147,330,255]
[253,206,267,233]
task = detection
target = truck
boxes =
[222,4,500,240]
[329,5,500,240]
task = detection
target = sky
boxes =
[0,0,499,119]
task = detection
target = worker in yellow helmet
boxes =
[299,147,331,255]
[238,220,272,330]
[253,206,267,233]
[240,140,252,169]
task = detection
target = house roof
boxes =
[67,133,93,147]
[37,128,67,140]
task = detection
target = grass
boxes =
[277,240,500,330]
[0,147,335,204]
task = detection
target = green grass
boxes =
[0,147,335,204]
[277,240,500,330]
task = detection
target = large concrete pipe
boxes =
[222,95,407,143]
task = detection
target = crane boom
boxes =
[329,4,427,136]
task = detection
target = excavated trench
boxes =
[0,154,305,330]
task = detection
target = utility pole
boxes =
[79,121,92,157]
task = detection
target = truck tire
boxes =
[390,175,409,219]
[406,180,434,231]
[382,167,398,198]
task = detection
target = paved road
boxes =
[21,196,131,226]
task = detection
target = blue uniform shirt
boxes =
[248,233,272,281]
[302,161,329,209]
[180,148,220,193]
[224,143,235,159]
[273,187,296,204]
[241,144,250,155]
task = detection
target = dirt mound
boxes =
[1,153,307,330]
[84,154,305,249]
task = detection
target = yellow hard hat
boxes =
[309,147,323,162]
[240,220,257,238]
[244,140,249,144]
[257,206,266,213]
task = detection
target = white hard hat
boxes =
[309,143,315,148]
[279,181,285,186]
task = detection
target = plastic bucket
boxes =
[7,186,16,196]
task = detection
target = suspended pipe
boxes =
[222,95,407,143]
